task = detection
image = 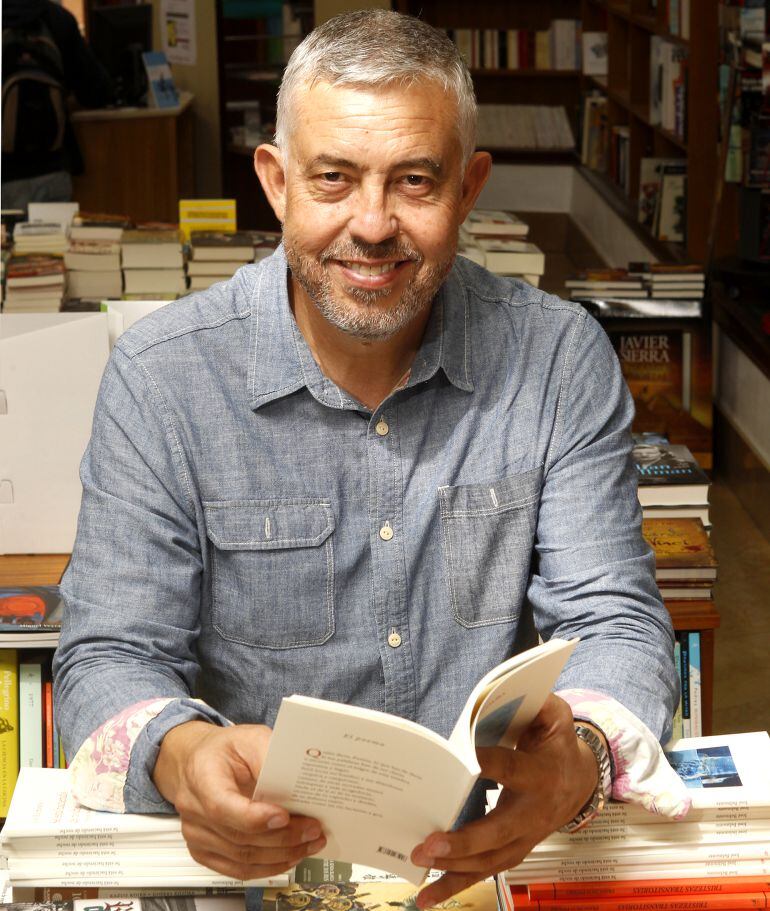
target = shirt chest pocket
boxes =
[203,499,335,649]
[438,466,543,628]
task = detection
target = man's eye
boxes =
[403,175,429,187]
[322,172,343,183]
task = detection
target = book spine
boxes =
[536,892,768,910]
[688,631,702,737]
[671,639,683,742]
[529,878,770,901]
[678,632,691,737]
[0,648,20,816]
[44,680,54,768]
[506,858,770,885]
[19,660,43,768]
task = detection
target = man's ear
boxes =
[459,151,492,221]
[254,144,287,223]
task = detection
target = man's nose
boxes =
[347,185,398,246]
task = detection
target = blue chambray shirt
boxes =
[54,246,677,816]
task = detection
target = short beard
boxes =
[284,235,455,341]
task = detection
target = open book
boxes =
[255,637,578,884]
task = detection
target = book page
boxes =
[255,698,476,883]
[448,638,577,759]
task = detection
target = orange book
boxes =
[529,879,770,901]
[536,893,768,911]
[43,680,54,768]
[642,517,717,581]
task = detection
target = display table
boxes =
[71,91,195,224]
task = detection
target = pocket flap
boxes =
[204,500,334,550]
[438,465,543,517]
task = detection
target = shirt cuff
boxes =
[70,697,232,814]
[556,687,691,820]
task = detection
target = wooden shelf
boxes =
[578,165,688,262]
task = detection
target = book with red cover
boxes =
[6,254,65,286]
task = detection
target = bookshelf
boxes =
[396,0,720,264]
[579,0,719,263]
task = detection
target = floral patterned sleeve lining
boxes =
[69,697,223,813]
[557,687,691,819]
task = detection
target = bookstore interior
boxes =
[0,0,769,907]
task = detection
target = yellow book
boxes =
[178,198,237,242]
[0,649,19,816]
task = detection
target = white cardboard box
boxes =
[0,312,109,554]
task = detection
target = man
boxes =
[54,11,686,905]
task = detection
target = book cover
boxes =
[18,656,44,768]
[582,32,607,76]
[611,330,687,410]
[476,239,545,275]
[689,631,702,738]
[657,170,687,243]
[142,51,180,108]
[463,210,529,238]
[0,586,63,632]
[263,879,497,911]
[6,254,66,285]
[677,632,691,737]
[179,199,237,243]
[641,518,716,572]
[0,648,19,816]
[633,442,709,487]
[528,876,770,901]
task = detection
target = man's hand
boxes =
[152,721,326,882]
[411,695,600,909]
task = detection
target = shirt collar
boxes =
[248,245,474,411]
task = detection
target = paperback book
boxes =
[255,638,578,883]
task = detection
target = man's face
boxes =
[274,80,474,341]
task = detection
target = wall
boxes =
[477,164,660,267]
[715,330,770,469]
[151,0,222,198]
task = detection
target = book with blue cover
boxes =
[142,51,179,108]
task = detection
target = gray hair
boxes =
[274,9,477,166]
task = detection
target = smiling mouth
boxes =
[340,260,401,276]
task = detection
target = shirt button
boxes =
[375,419,389,436]
[379,521,394,541]
[388,629,402,648]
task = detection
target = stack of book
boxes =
[565,269,648,300]
[64,240,123,301]
[498,731,770,906]
[633,438,711,529]
[69,212,131,244]
[641,518,717,739]
[567,262,705,319]
[477,104,575,151]
[121,225,186,298]
[187,230,255,292]
[459,210,544,287]
[12,221,68,256]
[631,263,706,300]
[3,253,66,312]
[1,767,291,889]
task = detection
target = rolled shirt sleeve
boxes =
[528,307,679,742]
[53,344,218,811]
